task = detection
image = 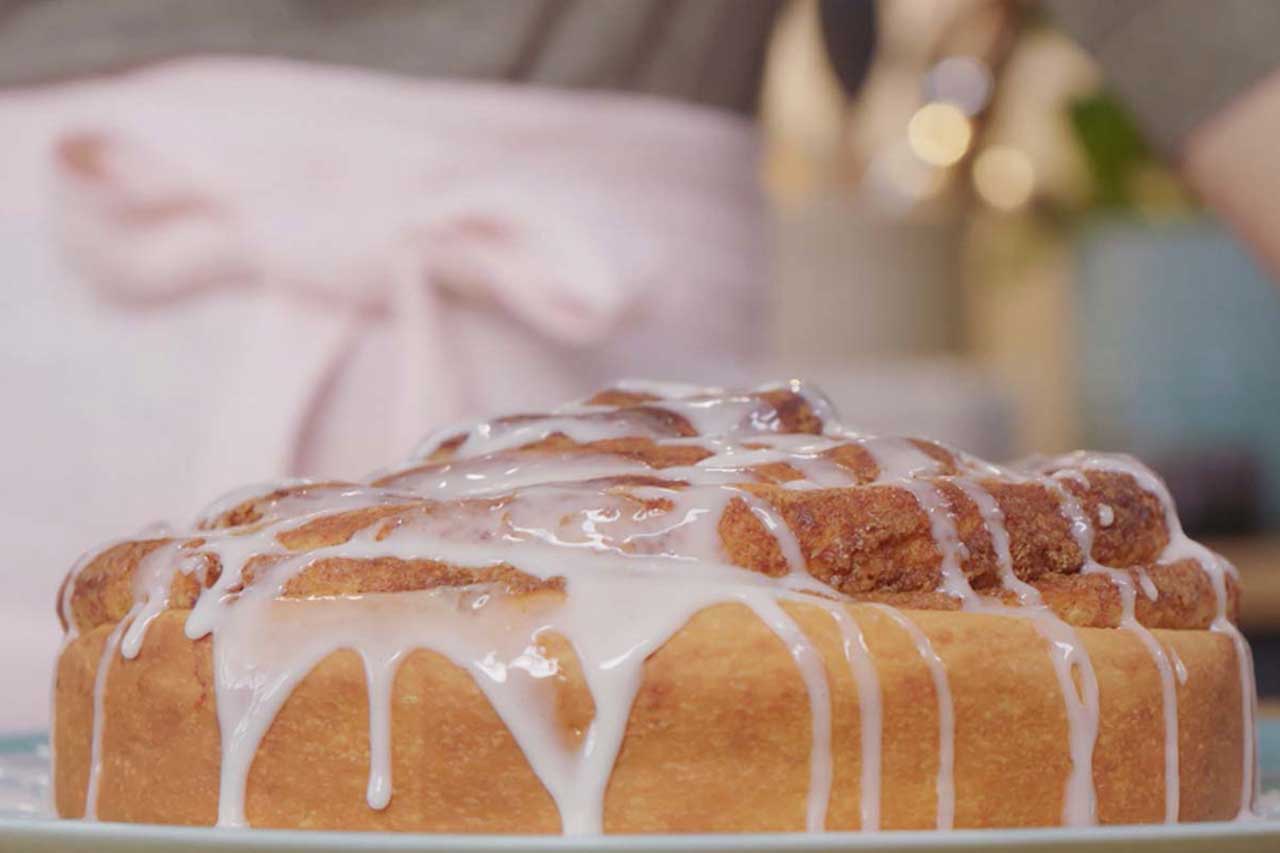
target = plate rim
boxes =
[1,818,1278,851]
[6,724,1280,848]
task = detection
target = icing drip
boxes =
[83,609,136,819]
[1025,610,1102,826]
[1056,453,1257,817]
[949,477,1101,826]
[120,544,183,661]
[897,474,1099,827]
[1136,568,1160,601]
[1094,567,1180,822]
[827,607,883,831]
[854,444,966,831]
[53,538,135,811]
[871,604,955,830]
[1045,471,1180,823]
[60,381,1256,832]
[899,480,975,606]
[178,512,843,831]
[743,594,833,832]
[1169,646,1190,686]
[850,436,947,481]
[360,646,403,811]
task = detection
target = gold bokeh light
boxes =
[906,102,973,167]
[973,145,1036,211]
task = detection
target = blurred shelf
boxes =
[1207,536,1280,634]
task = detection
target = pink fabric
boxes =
[0,58,767,728]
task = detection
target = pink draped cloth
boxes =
[0,58,767,728]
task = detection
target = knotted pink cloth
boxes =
[0,58,767,728]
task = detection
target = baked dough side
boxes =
[53,602,1244,831]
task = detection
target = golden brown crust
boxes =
[274,558,563,599]
[87,383,1203,640]
[64,540,203,637]
[824,559,1230,630]
[55,604,1245,829]
[63,459,1236,637]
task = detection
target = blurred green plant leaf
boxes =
[1067,92,1151,210]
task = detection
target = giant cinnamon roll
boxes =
[53,381,1257,831]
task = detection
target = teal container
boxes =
[1075,217,1280,527]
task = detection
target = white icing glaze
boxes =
[1136,567,1160,601]
[376,453,647,500]
[1052,452,1257,817]
[83,608,136,819]
[359,645,401,811]
[827,607,882,831]
[851,436,946,482]
[743,593,833,831]
[1024,607,1102,826]
[120,543,184,661]
[898,480,974,606]
[60,382,1256,832]
[55,534,146,811]
[1169,646,1190,686]
[871,604,955,830]
[194,478,328,528]
[1044,470,1180,823]
[884,466,1103,827]
[949,477,1100,826]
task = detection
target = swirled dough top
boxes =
[58,381,1237,637]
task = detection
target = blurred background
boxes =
[759,0,1280,701]
[3,0,1280,729]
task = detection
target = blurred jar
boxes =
[1075,216,1280,532]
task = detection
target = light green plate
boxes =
[3,728,1278,852]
